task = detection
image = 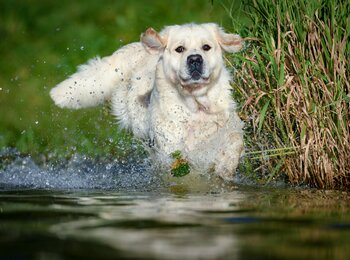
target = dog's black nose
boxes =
[187,54,203,67]
[187,55,203,80]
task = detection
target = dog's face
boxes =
[141,23,243,96]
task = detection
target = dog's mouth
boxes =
[180,74,210,93]
[190,70,204,81]
[180,73,210,85]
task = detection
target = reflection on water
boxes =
[0,154,350,259]
[0,189,349,259]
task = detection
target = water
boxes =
[1,154,350,259]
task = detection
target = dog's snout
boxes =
[187,54,203,67]
[187,54,203,80]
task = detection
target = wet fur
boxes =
[50,23,244,180]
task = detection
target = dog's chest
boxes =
[184,110,226,150]
[155,100,227,151]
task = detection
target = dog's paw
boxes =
[50,83,86,109]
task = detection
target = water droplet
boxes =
[80,46,85,51]
[35,121,39,125]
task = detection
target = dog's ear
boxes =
[204,23,243,53]
[217,29,243,53]
[202,23,243,53]
[141,28,166,54]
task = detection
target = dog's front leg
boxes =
[214,130,243,180]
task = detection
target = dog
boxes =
[50,23,244,181]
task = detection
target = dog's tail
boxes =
[50,42,148,109]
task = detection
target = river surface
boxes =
[0,153,349,259]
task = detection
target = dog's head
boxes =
[141,23,243,96]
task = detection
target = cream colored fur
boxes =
[50,23,244,180]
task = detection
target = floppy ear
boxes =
[217,29,243,53]
[141,27,166,54]
[208,24,242,53]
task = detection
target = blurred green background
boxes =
[0,0,244,159]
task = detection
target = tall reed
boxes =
[230,0,350,189]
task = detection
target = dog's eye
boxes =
[175,46,185,53]
[202,44,211,51]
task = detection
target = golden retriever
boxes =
[50,23,244,180]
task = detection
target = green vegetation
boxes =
[231,0,349,189]
[170,151,190,177]
[1,0,349,189]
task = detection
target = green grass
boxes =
[230,0,350,189]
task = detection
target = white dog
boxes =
[50,23,244,180]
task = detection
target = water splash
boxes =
[0,150,162,191]
[0,148,272,192]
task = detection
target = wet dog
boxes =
[50,23,244,180]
